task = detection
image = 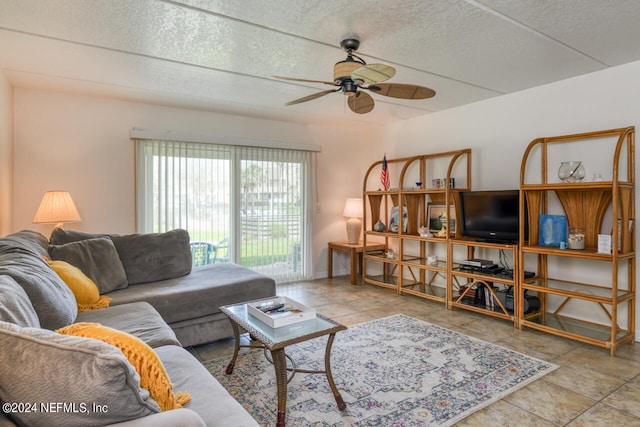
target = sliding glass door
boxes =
[136,140,312,283]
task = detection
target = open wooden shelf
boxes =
[362,150,471,304]
[518,126,636,356]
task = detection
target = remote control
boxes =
[259,303,285,312]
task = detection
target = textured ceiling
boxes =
[1,0,640,126]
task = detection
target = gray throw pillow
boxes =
[50,228,193,285]
[0,275,40,328]
[0,252,77,330]
[49,237,128,293]
[110,229,192,285]
[0,321,160,426]
[49,228,103,245]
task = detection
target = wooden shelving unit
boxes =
[362,150,471,303]
[518,127,636,355]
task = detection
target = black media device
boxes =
[457,189,527,243]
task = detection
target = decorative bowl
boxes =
[558,161,585,182]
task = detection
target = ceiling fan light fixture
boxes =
[342,80,358,96]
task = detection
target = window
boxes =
[135,139,313,283]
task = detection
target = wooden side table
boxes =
[328,241,386,285]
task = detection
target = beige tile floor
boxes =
[191,276,640,426]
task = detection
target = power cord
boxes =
[498,249,512,271]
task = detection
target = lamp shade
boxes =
[33,191,81,226]
[342,198,363,218]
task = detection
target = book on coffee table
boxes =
[247,296,316,328]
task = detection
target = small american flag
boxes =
[380,154,390,190]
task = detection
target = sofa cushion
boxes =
[0,250,77,330]
[0,275,40,328]
[105,408,206,427]
[0,321,160,427]
[57,322,191,412]
[46,259,112,312]
[50,228,193,285]
[76,302,181,348]
[106,263,277,324]
[48,236,128,293]
[155,345,260,427]
[0,230,49,258]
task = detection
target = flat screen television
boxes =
[457,190,526,243]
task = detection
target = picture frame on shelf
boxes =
[538,214,567,247]
[389,205,408,233]
[427,203,456,234]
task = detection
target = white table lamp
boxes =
[343,198,363,244]
[33,190,81,228]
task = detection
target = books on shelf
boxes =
[458,285,475,303]
[247,296,316,328]
[483,285,497,310]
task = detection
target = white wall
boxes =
[388,60,640,188]
[11,89,381,278]
[307,124,387,276]
[0,71,12,236]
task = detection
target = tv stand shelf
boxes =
[447,239,521,325]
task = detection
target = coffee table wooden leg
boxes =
[225,320,241,375]
[324,333,346,410]
[271,348,288,427]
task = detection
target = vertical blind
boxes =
[135,139,313,283]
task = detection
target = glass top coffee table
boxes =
[220,298,347,427]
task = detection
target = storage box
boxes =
[247,296,316,328]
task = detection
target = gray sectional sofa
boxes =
[0,229,277,426]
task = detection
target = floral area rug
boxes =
[203,314,557,426]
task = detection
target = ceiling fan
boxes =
[273,38,435,114]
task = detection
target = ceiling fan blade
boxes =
[347,91,375,114]
[368,83,436,99]
[285,89,339,106]
[272,75,337,86]
[351,63,396,84]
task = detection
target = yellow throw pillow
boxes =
[56,322,191,411]
[46,259,112,312]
